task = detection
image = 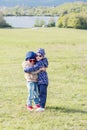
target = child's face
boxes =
[36,53,44,61]
[27,59,36,65]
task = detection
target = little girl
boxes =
[22,51,40,111]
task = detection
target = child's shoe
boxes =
[35,107,45,112]
[35,104,40,109]
[27,105,33,111]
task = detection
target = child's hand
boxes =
[22,61,29,69]
[22,62,25,68]
[40,67,46,71]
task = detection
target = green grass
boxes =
[0,28,87,130]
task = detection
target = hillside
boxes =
[1,2,87,16]
[53,1,87,15]
[0,0,87,7]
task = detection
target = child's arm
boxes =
[22,61,41,74]
[31,67,46,74]
[24,62,42,73]
[42,57,48,68]
[22,61,26,69]
[22,61,32,74]
[39,67,46,71]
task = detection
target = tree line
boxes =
[1,2,87,16]
[0,2,87,29]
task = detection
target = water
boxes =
[4,16,58,28]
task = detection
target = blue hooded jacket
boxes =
[24,58,48,85]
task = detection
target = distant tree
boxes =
[67,14,86,29]
[47,18,55,27]
[39,19,45,27]
[0,12,11,28]
[34,18,45,27]
[56,13,87,29]
[34,18,39,27]
[56,14,68,28]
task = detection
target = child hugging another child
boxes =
[22,51,41,111]
[24,48,49,112]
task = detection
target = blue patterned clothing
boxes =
[24,58,49,85]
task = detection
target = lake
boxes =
[4,16,58,28]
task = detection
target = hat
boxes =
[36,48,45,56]
[25,51,36,61]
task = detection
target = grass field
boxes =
[0,28,87,130]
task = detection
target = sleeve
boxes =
[31,69,42,74]
[24,62,42,73]
[43,58,48,68]
[22,61,27,69]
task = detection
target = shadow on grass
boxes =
[46,106,87,114]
